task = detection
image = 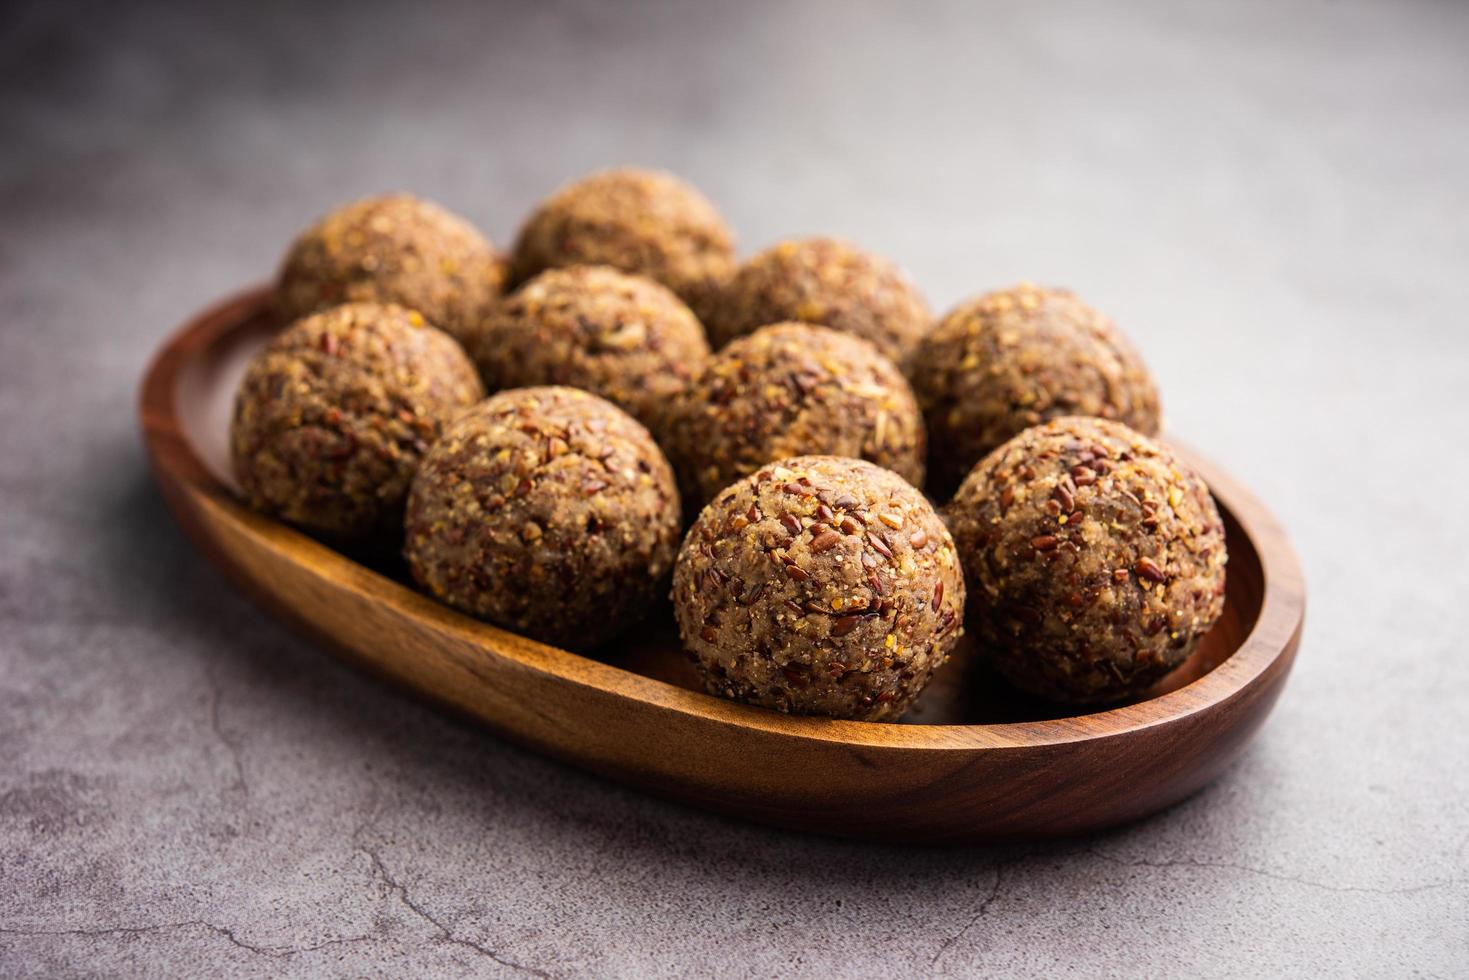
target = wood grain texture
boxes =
[139,287,1305,843]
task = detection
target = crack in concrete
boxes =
[1083,850,1462,896]
[351,816,551,979]
[922,843,1461,971]
[0,920,374,958]
[207,676,248,797]
[359,844,553,977]
[928,863,1009,969]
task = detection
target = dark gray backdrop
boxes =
[2,0,1466,976]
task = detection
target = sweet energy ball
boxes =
[910,282,1161,494]
[275,194,505,343]
[946,417,1227,704]
[673,456,966,721]
[230,302,485,542]
[404,386,682,651]
[510,168,736,322]
[662,323,925,509]
[465,265,710,435]
[705,237,931,366]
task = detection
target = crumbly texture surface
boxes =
[230,302,485,543]
[910,283,1161,494]
[510,168,736,323]
[672,456,965,721]
[404,386,681,651]
[946,417,1226,704]
[275,194,505,344]
[705,237,931,366]
[662,323,925,510]
[465,265,710,435]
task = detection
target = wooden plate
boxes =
[139,287,1305,843]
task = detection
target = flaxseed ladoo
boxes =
[662,323,925,509]
[910,283,1161,494]
[511,168,736,323]
[275,194,505,343]
[705,237,931,365]
[230,302,485,542]
[673,456,965,721]
[404,386,681,650]
[946,417,1226,704]
[466,265,710,435]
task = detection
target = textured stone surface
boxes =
[1,0,1466,976]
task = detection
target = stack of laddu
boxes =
[231,167,1227,721]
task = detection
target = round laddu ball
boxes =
[511,168,736,322]
[662,323,926,509]
[673,456,966,721]
[465,265,710,435]
[275,194,505,343]
[230,302,485,542]
[946,417,1227,704]
[404,387,682,651]
[705,237,931,365]
[910,283,1161,494]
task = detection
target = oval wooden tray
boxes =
[139,287,1304,843]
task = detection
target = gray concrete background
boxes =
[2,0,1467,975]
